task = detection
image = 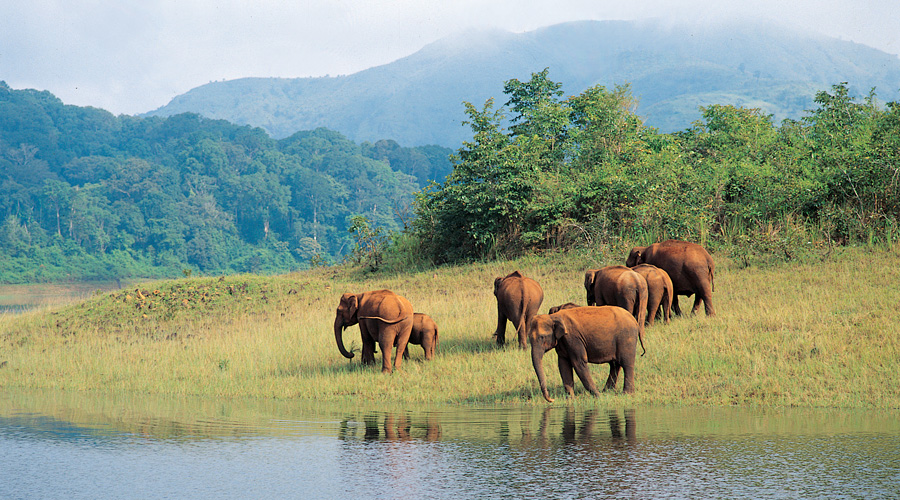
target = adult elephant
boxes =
[630,264,673,325]
[626,240,715,316]
[334,289,414,373]
[584,265,647,353]
[493,270,544,348]
[529,306,641,402]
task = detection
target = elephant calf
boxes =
[548,302,580,314]
[399,312,439,360]
[630,264,673,325]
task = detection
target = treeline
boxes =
[408,70,900,267]
[0,81,452,282]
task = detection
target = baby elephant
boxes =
[548,302,580,314]
[399,313,439,360]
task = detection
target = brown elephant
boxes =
[584,265,647,353]
[626,239,715,316]
[548,302,580,314]
[493,270,544,348]
[529,306,641,402]
[630,264,673,325]
[334,289,414,373]
[399,312,438,360]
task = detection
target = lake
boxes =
[1,389,897,499]
[0,282,126,314]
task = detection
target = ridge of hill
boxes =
[145,19,900,146]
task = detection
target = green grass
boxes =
[1,245,898,408]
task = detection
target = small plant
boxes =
[347,215,389,271]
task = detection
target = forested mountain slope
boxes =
[0,82,452,282]
[146,20,900,146]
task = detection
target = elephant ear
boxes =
[551,317,569,343]
[626,248,644,267]
[493,276,503,296]
[341,293,359,320]
[583,270,596,291]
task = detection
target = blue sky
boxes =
[1,0,897,115]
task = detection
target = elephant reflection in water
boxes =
[338,413,442,441]
[519,407,636,445]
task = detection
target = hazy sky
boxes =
[1,0,897,115]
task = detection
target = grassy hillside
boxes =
[1,244,897,408]
[145,20,900,146]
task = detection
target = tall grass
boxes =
[1,245,898,408]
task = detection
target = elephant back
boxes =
[641,240,713,293]
[358,289,414,324]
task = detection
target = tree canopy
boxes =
[0,81,452,282]
[412,71,900,266]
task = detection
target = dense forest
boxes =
[406,71,899,268]
[0,81,452,282]
[2,71,899,283]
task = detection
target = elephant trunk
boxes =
[334,316,354,359]
[531,347,554,403]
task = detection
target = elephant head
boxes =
[529,314,566,403]
[548,302,579,314]
[625,246,648,267]
[583,270,598,306]
[334,293,359,359]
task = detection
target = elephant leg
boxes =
[671,295,683,316]
[604,361,620,392]
[621,363,635,394]
[699,282,716,317]
[515,318,529,349]
[647,300,658,326]
[391,324,412,372]
[572,359,600,397]
[493,308,508,345]
[423,334,435,361]
[377,337,394,373]
[557,350,576,398]
[359,323,377,365]
[646,290,661,326]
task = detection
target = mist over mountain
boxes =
[146,19,900,147]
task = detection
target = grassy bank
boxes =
[1,245,898,408]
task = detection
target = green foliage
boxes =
[413,75,900,264]
[0,83,451,283]
[346,215,389,271]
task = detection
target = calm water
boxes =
[1,389,898,499]
[0,282,125,314]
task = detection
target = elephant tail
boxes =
[358,315,408,325]
[709,260,715,292]
[635,301,647,357]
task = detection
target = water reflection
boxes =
[2,389,899,499]
[339,412,444,441]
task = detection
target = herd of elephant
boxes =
[333,239,715,402]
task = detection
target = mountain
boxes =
[145,19,900,147]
